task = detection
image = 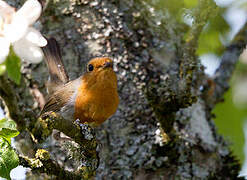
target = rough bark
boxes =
[1,0,246,179]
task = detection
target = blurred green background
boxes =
[213,58,247,165]
[214,62,247,164]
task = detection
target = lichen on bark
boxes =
[1,0,246,179]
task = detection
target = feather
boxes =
[42,38,69,94]
[41,78,80,114]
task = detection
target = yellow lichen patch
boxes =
[22,155,43,168]
[78,166,96,180]
[160,128,170,144]
[35,149,50,161]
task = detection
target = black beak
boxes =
[103,61,113,68]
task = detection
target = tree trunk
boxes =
[4,0,247,179]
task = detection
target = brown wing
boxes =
[41,78,81,114]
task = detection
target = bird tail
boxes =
[42,38,69,94]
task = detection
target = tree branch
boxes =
[203,22,247,106]
[146,0,218,134]
[33,112,97,153]
[30,112,99,177]
[186,0,218,55]
[0,75,26,131]
[19,149,82,180]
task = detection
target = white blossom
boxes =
[0,0,47,64]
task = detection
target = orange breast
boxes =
[74,70,119,126]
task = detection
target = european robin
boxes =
[41,38,119,126]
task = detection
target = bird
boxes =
[41,38,119,126]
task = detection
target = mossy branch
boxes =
[33,112,98,154]
[0,75,26,131]
[30,112,99,178]
[186,0,218,52]
[181,0,218,81]
[19,149,82,180]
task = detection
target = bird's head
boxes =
[83,57,117,86]
[86,57,114,74]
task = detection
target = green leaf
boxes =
[0,137,19,180]
[0,119,19,143]
[184,0,198,8]
[0,118,18,131]
[0,129,19,143]
[0,63,6,76]
[5,47,21,85]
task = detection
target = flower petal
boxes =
[24,27,47,47]
[4,16,29,43]
[0,15,3,27]
[13,37,43,63]
[0,0,15,23]
[15,0,41,26]
[0,37,10,63]
[0,0,12,9]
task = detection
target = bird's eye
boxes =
[88,64,94,72]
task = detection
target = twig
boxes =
[204,22,247,106]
